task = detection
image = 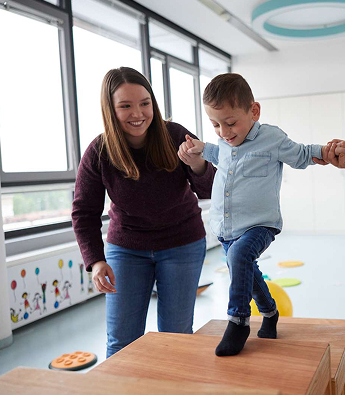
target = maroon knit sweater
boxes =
[72,122,216,271]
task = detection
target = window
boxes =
[0,11,66,173]
[199,47,230,78]
[2,187,73,232]
[170,67,197,135]
[149,20,195,63]
[72,0,143,154]
[198,47,230,143]
[0,3,77,185]
[199,75,218,144]
[0,0,231,248]
[0,1,78,236]
[150,57,166,119]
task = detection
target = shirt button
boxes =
[229,170,233,175]
[232,151,237,156]
[225,192,230,196]
[225,213,229,218]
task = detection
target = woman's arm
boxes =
[72,141,107,271]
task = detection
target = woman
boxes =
[72,67,216,357]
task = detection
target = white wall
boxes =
[233,39,345,234]
[233,37,345,99]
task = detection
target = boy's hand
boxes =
[186,136,205,154]
[178,135,207,175]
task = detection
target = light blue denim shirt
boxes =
[203,121,322,240]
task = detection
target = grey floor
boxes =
[1,232,344,377]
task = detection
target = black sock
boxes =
[215,321,250,356]
[257,311,279,339]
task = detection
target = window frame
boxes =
[167,55,201,138]
[1,0,231,254]
[0,0,80,187]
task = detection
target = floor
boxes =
[0,232,344,377]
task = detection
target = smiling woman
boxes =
[72,67,216,359]
[113,84,154,149]
[99,67,179,181]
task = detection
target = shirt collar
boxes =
[245,121,260,141]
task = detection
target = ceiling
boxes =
[135,0,345,56]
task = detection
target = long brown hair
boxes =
[100,67,178,180]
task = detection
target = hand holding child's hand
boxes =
[178,135,207,175]
[327,140,345,168]
[186,136,205,155]
[314,140,345,168]
[334,140,345,155]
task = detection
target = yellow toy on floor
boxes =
[250,280,293,317]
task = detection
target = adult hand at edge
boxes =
[92,261,116,293]
[329,140,345,168]
[314,140,345,168]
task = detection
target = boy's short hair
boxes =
[203,73,254,112]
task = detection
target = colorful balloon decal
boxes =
[21,269,26,287]
[68,260,73,279]
[11,280,17,302]
[58,259,64,280]
[35,267,40,285]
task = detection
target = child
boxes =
[178,73,345,357]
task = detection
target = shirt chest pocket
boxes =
[243,152,271,177]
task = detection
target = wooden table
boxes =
[195,317,345,395]
[90,332,330,395]
[0,366,281,395]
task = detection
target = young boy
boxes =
[178,73,345,357]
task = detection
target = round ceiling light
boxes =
[252,0,345,39]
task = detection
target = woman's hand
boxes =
[91,261,116,293]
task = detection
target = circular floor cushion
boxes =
[277,261,304,268]
[272,278,301,287]
[49,351,97,371]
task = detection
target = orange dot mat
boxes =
[49,351,97,371]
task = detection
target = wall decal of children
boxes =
[32,292,43,315]
[10,308,22,323]
[52,279,61,308]
[21,292,32,319]
[41,282,47,312]
[62,280,72,306]
[79,263,84,293]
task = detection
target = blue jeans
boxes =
[105,238,206,357]
[219,226,277,325]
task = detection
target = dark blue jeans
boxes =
[219,226,277,325]
[105,238,206,357]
